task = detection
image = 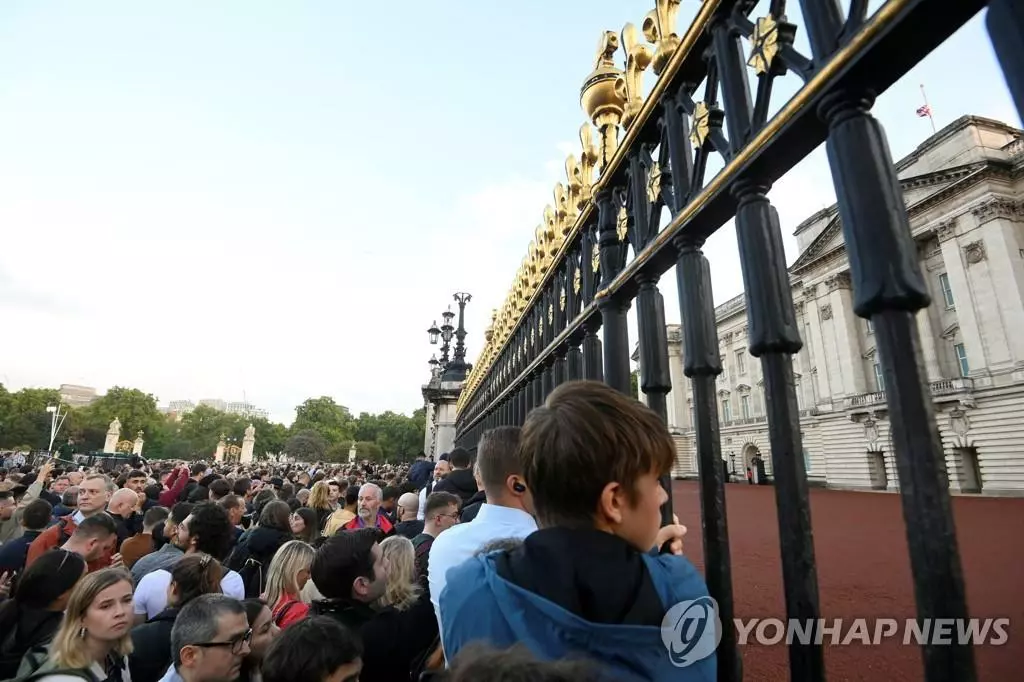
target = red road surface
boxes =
[671,480,1024,681]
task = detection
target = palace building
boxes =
[653,115,1024,496]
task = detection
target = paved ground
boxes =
[670,480,1024,681]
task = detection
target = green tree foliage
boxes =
[0,383,426,463]
[630,370,640,399]
[0,385,61,450]
[292,397,355,444]
[285,429,328,460]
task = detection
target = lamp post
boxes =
[443,292,472,382]
[45,404,68,452]
[426,306,457,374]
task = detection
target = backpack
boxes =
[9,646,102,682]
[226,543,266,599]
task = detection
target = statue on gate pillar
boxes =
[132,431,144,455]
[241,424,256,464]
[103,418,121,454]
[215,435,226,463]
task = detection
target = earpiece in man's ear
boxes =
[512,481,526,493]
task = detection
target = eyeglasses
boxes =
[191,628,252,655]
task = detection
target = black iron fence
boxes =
[452,1,1021,680]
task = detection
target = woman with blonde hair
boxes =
[17,567,135,681]
[129,554,223,682]
[306,481,333,532]
[263,540,315,628]
[378,535,421,611]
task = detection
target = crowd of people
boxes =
[0,380,714,681]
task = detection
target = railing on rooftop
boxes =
[449,1,1022,680]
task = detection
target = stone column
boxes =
[971,199,1024,365]
[938,219,989,374]
[802,285,833,402]
[665,325,688,429]
[422,401,435,454]
[915,306,942,382]
[826,273,868,396]
[214,438,225,463]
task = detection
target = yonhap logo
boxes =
[661,596,722,667]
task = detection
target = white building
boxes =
[658,115,1023,496]
[58,384,98,407]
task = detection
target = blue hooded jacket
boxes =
[439,547,716,681]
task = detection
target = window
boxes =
[721,398,732,422]
[939,273,955,309]
[690,406,695,427]
[866,318,874,334]
[741,394,751,419]
[719,355,727,379]
[955,343,969,377]
[804,449,812,473]
[735,350,746,374]
[874,363,885,391]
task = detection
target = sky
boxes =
[0,1,1019,426]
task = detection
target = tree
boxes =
[176,405,246,459]
[292,397,354,446]
[630,370,640,400]
[71,386,169,455]
[249,418,288,457]
[285,429,328,460]
[0,386,61,450]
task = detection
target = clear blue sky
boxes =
[0,1,1017,424]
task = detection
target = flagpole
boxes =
[920,83,936,134]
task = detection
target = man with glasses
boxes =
[411,491,460,581]
[160,594,251,682]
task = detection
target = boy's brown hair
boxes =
[519,380,675,528]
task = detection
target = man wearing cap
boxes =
[0,460,53,544]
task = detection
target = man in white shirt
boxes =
[417,459,451,521]
[134,502,244,623]
[427,427,536,637]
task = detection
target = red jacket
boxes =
[343,513,394,535]
[26,513,113,573]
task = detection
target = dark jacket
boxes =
[226,526,292,598]
[432,468,478,506]
[440,528,716,682]
[0,606,63,680]
[0,529,42,575]
[459,490,487,523]
[310,592,438,682]
[393,519,424,540]
[408,460,435,490]
[129,608,179,682]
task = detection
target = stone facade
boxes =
[661,115,1024,496]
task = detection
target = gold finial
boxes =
[690,101,711,148]
[577,124,600,209]
[643,0,682,76]
[553,183,574,237]
[647,162,662,203]
[581,31,625,171]
[547,302,554,325]
[616,23,654,128]
[573,267,582,294]
[543,205,561,257]
[560,287,567,311]
[617,204,629,241]
[747,16,780,75]
[592,242,601,273]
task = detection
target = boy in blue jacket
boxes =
[439,380,717,681]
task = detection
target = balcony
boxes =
[846,377,974,409]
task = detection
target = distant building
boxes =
[225,401,269,419]
[198,399,227,412]
[165,397,268,420]
[168,400,196,414]
[59,384,98,407]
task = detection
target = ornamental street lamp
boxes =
[45,404,68,452]
[443,292,472,382]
